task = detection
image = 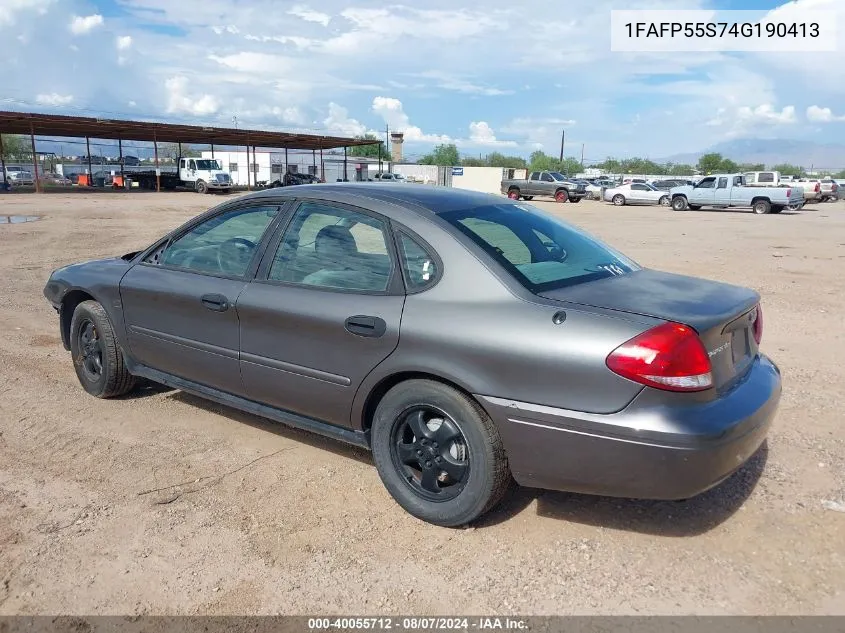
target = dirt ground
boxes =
[0,190,843,616]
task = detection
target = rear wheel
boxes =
[370,379,512,527]
[658,195,669,206]
[507,188,520,200]
[555,189,569,203]
[753,199,771,215]
[612,194,626,206]
[69,300,135,398]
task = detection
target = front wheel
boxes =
[523,196,534,201]
[569,196,582,204]
[671,196,688,211]
[195,180,208,194]
[555,189,569,203]
[370,380,512,527]
[69,300,136,398]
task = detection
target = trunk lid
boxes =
[539,269,761,390]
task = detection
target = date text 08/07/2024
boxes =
[623,21,820,39]
[307,617,528,630]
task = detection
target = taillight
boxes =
[786,188,791,197]
[606,322,713,392]
[752,304,763,345]
[815,182,821,192]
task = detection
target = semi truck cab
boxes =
[179,158,232,193]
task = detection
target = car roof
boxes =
[245,182,506,215]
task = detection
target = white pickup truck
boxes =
[669,173,805,214]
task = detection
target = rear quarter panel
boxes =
[349,209,653,428]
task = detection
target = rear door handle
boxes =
[201,293,229,312]
[345,315,387,338]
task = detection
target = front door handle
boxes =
[201,293,229,312]
[345,315,387,338]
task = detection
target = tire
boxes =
[555,189,569,203]
[370,379,512,527]
[569,196,582,203]
[507,188,520,200]
[689,204,701,210]
[658,195,669,206]
[523,196,534,200]
[195,180,208,194]
[612,194,625,206]
[671,196,688,211]
[753,199,771,215]
[771,206,783,214]
[222,188,231,195]
[69,300,136,398]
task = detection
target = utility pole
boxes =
[581,143,585,169]
[385,124,389,173]
[559,129,565,162]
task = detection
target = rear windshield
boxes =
[439,203,640,292]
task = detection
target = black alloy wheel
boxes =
[390,405,470,502]
[77,319,103,381]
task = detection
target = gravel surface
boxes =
[0,191,843,615]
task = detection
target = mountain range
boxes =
[661,138,845,169]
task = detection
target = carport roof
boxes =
[0,111,380,151]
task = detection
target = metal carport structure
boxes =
[0,110,383,192]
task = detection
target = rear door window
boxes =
[439,203,639,292]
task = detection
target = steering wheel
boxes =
[216,237,257,275]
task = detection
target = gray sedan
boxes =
[43,185,780,526]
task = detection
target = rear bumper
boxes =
[478,354,781,500]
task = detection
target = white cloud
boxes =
[466,122,517,147]
[807,105,845,123]
[164,76,219,116]
[69,14,103,35]
[323,103,367,137]
[35,92,73,106]
[208,51,293,74]
[415,71,512,96]
[736,104,796,125]
[371,97,451,143]
[212,24,240,35]
[288,5,331,27]
[116,35,132,50]
[0,0,53,27]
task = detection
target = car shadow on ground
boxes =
[139,384,767,534]
[167,391,374,466]
[477,441,768,536]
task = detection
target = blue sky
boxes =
[2,0,843,161]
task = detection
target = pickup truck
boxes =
[500,170,587,203]
[669,173,805,214]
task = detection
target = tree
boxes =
[738,163,765,172]
[0,134,30,159]
[770,163,805,177]
[665,162,695,176]
[350,134,391,161]
[697,153,726,174]
[527,150,560,172]
[156,143,200,160]
[418,143,460,166]
[834,169,845,179]
[484,152,527,168]
[461,157,487,167]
